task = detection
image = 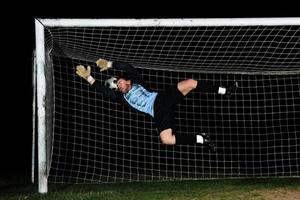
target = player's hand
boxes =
[76,65,91,80]
[96,58,112,72]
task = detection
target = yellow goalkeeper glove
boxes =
[96,58,112,72]
[76,65,95,84]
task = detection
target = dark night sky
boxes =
[1,2,299,184]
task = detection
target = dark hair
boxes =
[117,72,129,81]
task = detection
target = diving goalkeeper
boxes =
[76,59,238,151]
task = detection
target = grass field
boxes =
[1,178,300,200]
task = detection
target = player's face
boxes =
[117,78,131,93]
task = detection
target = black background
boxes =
[1,2,299,185]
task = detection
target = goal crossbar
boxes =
[38,18,300,27]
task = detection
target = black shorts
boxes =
[153,85,185,134]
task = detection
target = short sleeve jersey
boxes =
[123,83,158,117]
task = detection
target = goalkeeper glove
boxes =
[96,58,112,72]
[76,65,95,84]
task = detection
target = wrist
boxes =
[87,75,95,85]
[107,61,113,69]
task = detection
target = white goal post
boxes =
[35,20,47,193]
[34,18,300,193]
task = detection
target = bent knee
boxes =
[160,131,176,145]
[177,79,198,96]
[186,79,197,89]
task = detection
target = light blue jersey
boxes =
[123,84,158,117]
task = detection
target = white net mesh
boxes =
[40,19,300,183]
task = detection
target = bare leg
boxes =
[177,79,198,96]
[159,128,198,145]
[159,128,176,145]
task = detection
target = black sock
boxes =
[196,80,220,93]
[175,134,196,145]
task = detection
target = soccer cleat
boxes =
[199,132,211,143]
[225,81,238,97]
[199,133,216,152]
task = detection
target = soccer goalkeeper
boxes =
[76,59,238,151]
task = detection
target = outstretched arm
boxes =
[76,65,118,101]
[96,58,142,82]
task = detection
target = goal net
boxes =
[34,18,300,192]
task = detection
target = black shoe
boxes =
[200,132,211,143]
[225,81,238,97]
[200,133,216,152]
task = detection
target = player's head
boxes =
[116,75,132,93]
